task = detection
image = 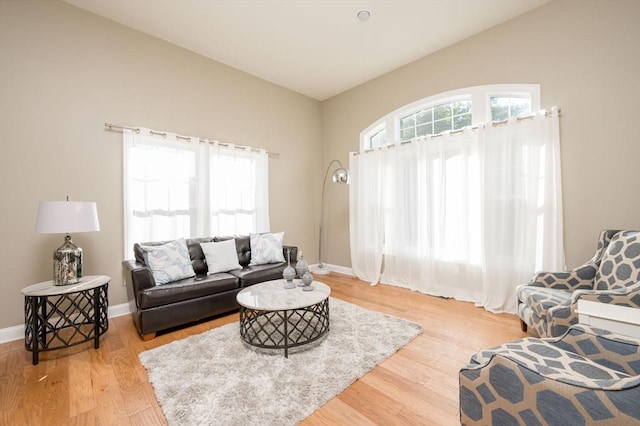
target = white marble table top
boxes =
[21,275,111,296]
[236,279,330,311]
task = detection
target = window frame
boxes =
[360,84,540,151]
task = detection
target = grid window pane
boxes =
[400,128,415,140]
[416,109,432,124]
[398,98,472,141]
[491,96,531,121]
[453,114,472,129]
[453,100,472,115]
[369,128,386,149]
[360,85,538,151]
[434,104,451,120]
[510,98,531,116]
[400,116,415,129]
[434,118,452,134]
[416,123,431,137]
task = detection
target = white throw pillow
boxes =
[201,239,242,275]
[249,232,286,265]
[140,239,195,285]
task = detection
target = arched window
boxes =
[360,84,540,150]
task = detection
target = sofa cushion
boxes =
[201,239,242,274]
[230,263,287,288]
[517,286,572,319]
[139,239,196,285]
[186,237,215,275]
[137,273,239,309]
[249,232,286,265]
[594,231,640,291]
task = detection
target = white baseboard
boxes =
[108,302,132,319]
[0,302,131,344]
[0,325,24,345]
[309,263,354,277]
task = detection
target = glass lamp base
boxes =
[53,234,83,285]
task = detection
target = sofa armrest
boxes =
[122,259,157,307]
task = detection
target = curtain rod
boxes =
[104,123,279,159]
[353,108,561,156]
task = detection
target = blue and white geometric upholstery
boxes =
[459,325,640,425]
[517,230,640,338]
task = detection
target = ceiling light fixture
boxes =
[357,9,371,21]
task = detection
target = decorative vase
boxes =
[295,251,309,279]
[301,271,313,291]
[283,248,296,289]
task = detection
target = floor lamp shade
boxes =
[314,160,349,275]
[36,201,100,285]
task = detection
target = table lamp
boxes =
[36,199,100,285]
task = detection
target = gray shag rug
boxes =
[139,297,422,426]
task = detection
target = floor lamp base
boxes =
[311,264,331,275]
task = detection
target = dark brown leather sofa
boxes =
[123,235,298,340]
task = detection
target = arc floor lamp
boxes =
[313,159,349,275]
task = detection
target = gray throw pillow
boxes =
[141,238,196,285]
[249,232,285,265]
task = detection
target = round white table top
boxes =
[21,275,111,296]
[236,279,330,311]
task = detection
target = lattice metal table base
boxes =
[239,298,330,358]
[24,282,109,365]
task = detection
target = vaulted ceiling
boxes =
[64,0,550,100]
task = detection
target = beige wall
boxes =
[2,0,639,331]
[321,0,640,270]
[0,1,321,329]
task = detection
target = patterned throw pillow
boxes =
[249,232,286,265]
[141,239,196,285]
[594,231,640,290]
[201,239,242,274]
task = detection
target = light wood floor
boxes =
[0,273,526,425]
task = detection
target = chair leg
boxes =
[520,320,527,332]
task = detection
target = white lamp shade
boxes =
[36,201,100,234]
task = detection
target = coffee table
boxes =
[236,279,330,358]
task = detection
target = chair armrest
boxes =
[526,263,597,290]
[544,286,634,337]
[460,332,640,425]
[550,324,640,376]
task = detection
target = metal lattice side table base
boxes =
[239,298,330,358]
[24,283,109,365]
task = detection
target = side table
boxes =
[22,275,110,365]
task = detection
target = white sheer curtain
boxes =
[207,141,269,237]
[349,108,564,313]
[123,128,270,258]
[349,148,385,285]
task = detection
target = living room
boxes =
[1,0,639,424]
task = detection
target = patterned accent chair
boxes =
[517,229,640,338]
[459,325,640,425]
